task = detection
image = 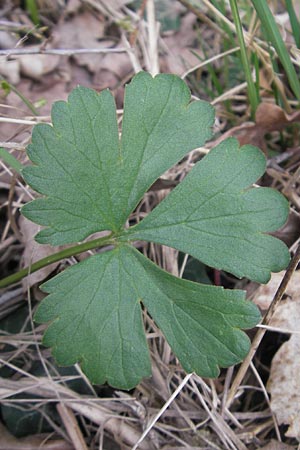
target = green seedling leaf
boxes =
[35,245,260,389]
[0,147,22,173]
[20,72,290,389]
[123,138,290,283]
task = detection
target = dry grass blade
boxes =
[56,404,88,450]
[146,0,159,75]
[132,373,193,450]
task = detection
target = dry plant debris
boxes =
[215,102,300,150]
[259,270,300,440]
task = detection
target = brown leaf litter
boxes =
[216,102,300,150]
[53,9,132,89]
[255,269,300,440]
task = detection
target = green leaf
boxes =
[35,247,151,389]
[0,147,22,173]
[124,138,290,283]
[18,72,290,388]
[1,400,52,438]
[35,245,260,389]
[22,72,214,245]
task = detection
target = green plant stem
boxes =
[251,0,300,101]
[229,0,259,117]
[0,234,115,288]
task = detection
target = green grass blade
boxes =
[251,0,300,100]
[1,79,39,116]
[286,0,300,48]
[25,0,40,25]
[229,0,259,116]
[0,147,22,173]
[252,51,261,103]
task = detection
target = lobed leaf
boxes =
[36,245,260,389]
[22,72,214,245]
[19,72,290,388]
[124,138,290,283]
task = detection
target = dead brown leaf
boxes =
[265,270,300,439]
[270,209,300,249]
[53,10,132,87]
[0,31,20,83]
[17,48,61,80]
[0,59,20,85]
[19,216,63,287]
[161,13,203,75]
[254,269,300,311]
[267,333,300,440]
[253,272,283,311]
[92,45,132,88]
[255,103,300,133]
[54,11,113,73]
[216,102,300,149]
[0,30,19,49]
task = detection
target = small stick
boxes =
[226,243,300,408]
[0,47,127,56]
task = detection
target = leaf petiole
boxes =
[0,233,115,288]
